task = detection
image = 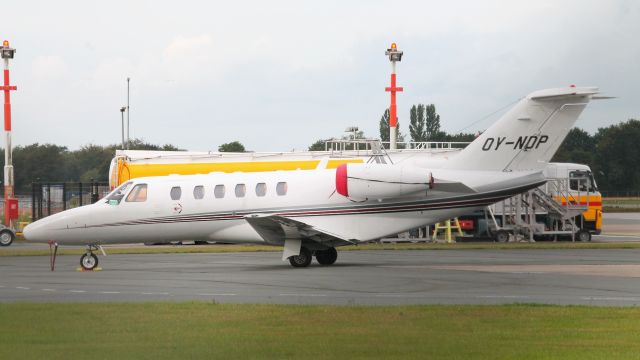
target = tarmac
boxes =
[1,213,639,306]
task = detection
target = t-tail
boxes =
[443,86,598,172]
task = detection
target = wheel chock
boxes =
[76,267,103,272]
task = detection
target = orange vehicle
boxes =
[544,162,602,234]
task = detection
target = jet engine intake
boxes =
[335,164,431,200]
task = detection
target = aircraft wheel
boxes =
[288,247,312,268]
[0,229,15,247]
[576,229,591,242]
[315,247,338,265]
[494,230,510,243]
[80,253,99,270]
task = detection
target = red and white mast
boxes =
[384,42,403,150]
[1,40,17,228]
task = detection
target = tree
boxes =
[379,109,390,142]
[592,119,640,191]
[9,144,69,193]
[218,141,246,152]
[551,128,596,165]
[409,104,426,142]
[425,104,441,141]
[378,108,404,145]
[308,139,329,151]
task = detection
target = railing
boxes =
[324,139,470,153]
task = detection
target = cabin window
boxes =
[276,182,288,196]
[105,181,132,205]
[125,184,148,202]
[193,185,205,199]
[256,183,267,197]
[214,184,225,199]
[235,184,246,198]
[170,186,182,200]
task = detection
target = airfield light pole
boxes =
[120,106,126,150]
[384,43,403,150]
[1,40,17,228]
[126,77,130,149]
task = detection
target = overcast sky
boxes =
[3,0,639,151]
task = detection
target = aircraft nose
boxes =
[22,222,48,243]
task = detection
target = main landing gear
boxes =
[288,247,338,268]
[80,245,100,271]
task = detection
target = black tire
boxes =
[494,230,510,243]
[315,247,338,265]
[80,253,99,270]
[576,229,591,242]
[0,229,15,247]
[288,247,312,268]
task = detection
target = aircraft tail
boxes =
[443,86,598,171]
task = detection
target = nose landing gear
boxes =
[79,245,101,271]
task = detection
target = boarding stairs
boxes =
[488,176,590,242]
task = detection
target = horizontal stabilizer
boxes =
[432,180,477,194]
[528,87,598,100]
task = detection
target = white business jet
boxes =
[24,86,598,269]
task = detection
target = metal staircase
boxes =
[489,175,591,242]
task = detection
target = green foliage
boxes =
[425,104,441,141]
[550,120,640,191]
[593,119,640,191]
[308,139,329,151]
[379,109,390,142]
[378,108,404,145]
[218,141,246,152]
[11,144,69,192]
[409,104,427,142]
[1,138,183,194]
[552,128,596,164]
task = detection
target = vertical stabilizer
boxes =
[444,87,597,171]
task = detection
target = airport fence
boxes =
[600,190,640,198]
[30,181,110,221]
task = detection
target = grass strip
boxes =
[3,241,640,257]
[1,303,639,359]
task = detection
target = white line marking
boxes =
[69,290,86,293]
[16,286,30,290]
[476,295,530,299]
[197,293,236,296]
[41,289,56,292]
[279,293,327,297]
[141,292,169,295]
[375,294,409,298]
[582,296,640,301]
[100,291,121,294]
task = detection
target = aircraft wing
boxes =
[244,214,354,248]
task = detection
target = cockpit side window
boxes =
[125,184,148,202]
[105,182,132,205]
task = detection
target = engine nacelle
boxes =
[335,163,432,200]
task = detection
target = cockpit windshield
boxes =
[105,182,132,205]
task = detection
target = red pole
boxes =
[3,69,15,131]
[385,66,403,148]
[2,40,17,227]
